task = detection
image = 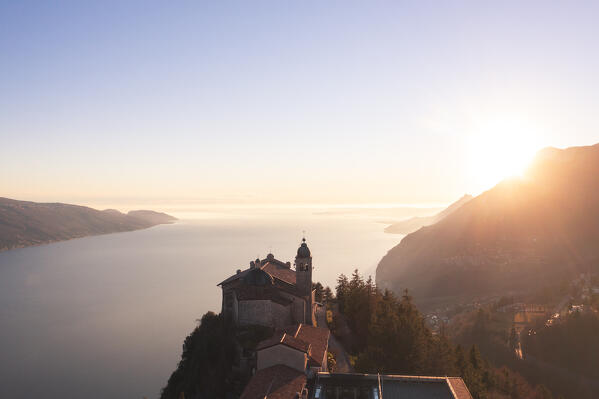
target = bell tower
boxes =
[295,237,312,297]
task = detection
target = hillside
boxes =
[377,143,599,308]
[385,194,473,234]
[0,197,177,252]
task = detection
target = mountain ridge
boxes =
[376,143,599,308]
[0,197,177,252]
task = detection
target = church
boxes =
[218,239,474,399]
[218,238,317,328]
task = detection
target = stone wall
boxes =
[238,300,273,327]
[271,301,292,328]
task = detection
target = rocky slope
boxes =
[376,143,599,307]
[0,197,177,252]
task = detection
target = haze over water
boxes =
[0,206,407,399]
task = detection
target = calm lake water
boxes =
[0,208,406,398]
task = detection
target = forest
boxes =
[161,270,567,399]
[331,270,556,399]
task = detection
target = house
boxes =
[241,323,330,399]
[256,324,330,374]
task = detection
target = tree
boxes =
[323,286,334,303]
[327,351,337,372]
[336,274,349,312]
[312,282,324,302]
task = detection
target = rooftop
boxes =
[240,365,307,399]
[312,373,473,399]
[256,331,311,353]
[292,324,330,367]
[218,256,297,287]
[257,324,330,368]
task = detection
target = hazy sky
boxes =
[2,1,599,206]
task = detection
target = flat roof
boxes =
[312,373,472,399]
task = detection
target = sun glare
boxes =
[467,119,541,193]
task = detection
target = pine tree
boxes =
[336,274,349,312]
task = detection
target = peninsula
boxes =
[0,197,177,252]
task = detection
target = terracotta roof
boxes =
[447,377,474,399]
[256,331,310,353]
[218,258,297,287]
[294,324,330,367]
[218,268,251,286]
[262,324,330,368]
[262,262,297,285]
[240,365,307,399]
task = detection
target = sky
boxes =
[2,1,599,207]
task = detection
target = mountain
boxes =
[376,143,599,309]
[0,197,177,252]
[127,210,178,224]
[384,194,473,234]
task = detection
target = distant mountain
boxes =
[384,194,473,234]
[376,143,599,309]
[0,197,177,252]
[127,210,178,225]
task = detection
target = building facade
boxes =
[218,238,317,328]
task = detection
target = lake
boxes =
[0,207,409,398]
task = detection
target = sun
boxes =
[467,119,541,193]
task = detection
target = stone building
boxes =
[227,239,474,399]
[256,324,330,374]
[218,238,317,328]
[241,323,330,399]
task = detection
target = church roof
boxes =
[240,365,307,399]
[218,257,296,287]
[263,262,297,285]
[243,268,275,286]
[297,238,311,258]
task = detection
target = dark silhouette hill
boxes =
[385,194,473,234]
[377,143,599,308]
[0,197,177,252]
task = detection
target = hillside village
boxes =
[214,239,473,399]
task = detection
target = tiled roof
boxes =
[218,268,251,286]
[240,365,307,399]
[218,258,297,287]
[260,324,330,368]
[262,262,297,285]
[256,331,311,353]
[294,324,330,367]
[447,377,474,399]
